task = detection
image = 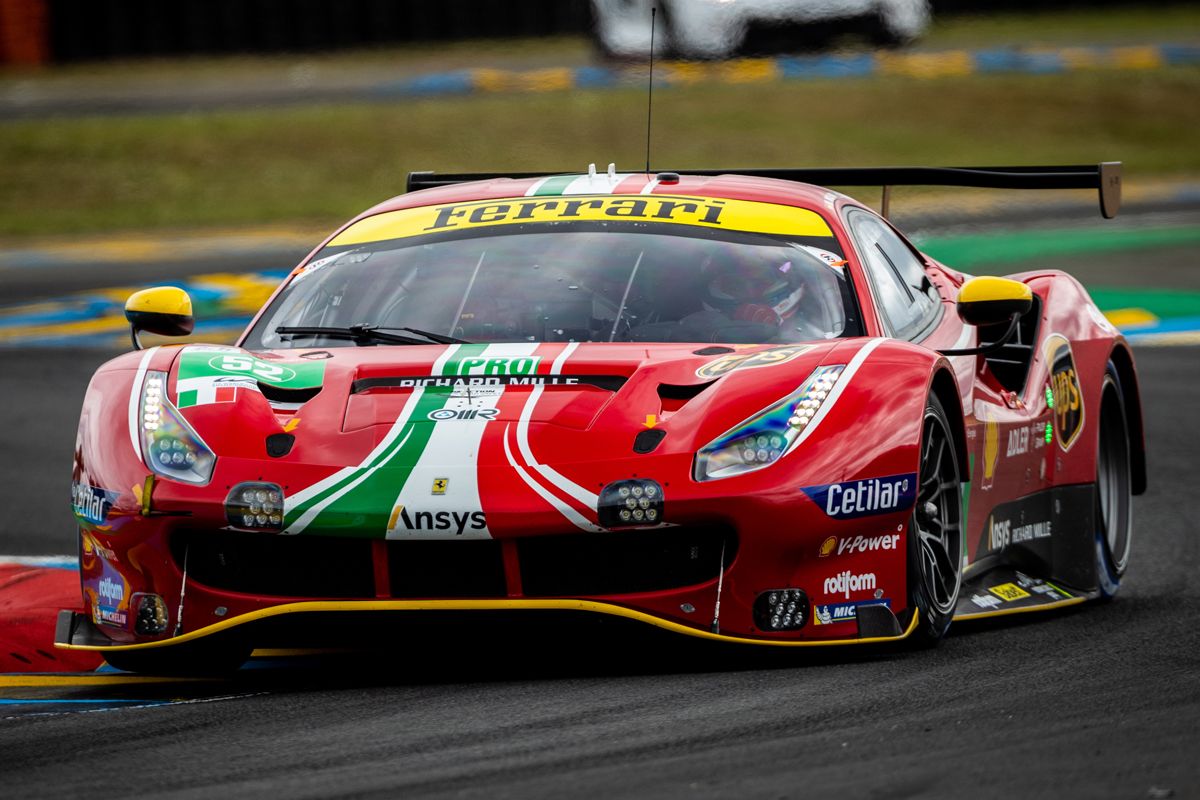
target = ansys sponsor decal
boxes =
[281,343,546,539]
[802,473,917,520]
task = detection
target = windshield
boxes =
[243,207,861,350]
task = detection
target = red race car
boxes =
[56,163,1143,672]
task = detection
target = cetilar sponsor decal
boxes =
[813,599,891,625]
[819,533,901,557]
[801,473,916,520]
[822,570,877,599]
[71,482,118,525]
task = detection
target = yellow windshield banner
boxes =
[328,195,833,247]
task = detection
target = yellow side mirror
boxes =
[124,287,195,350]
[956,276,1033,328]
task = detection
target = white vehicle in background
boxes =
[591,0,931,59]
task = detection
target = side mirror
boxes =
[940,277,1033,357]
[956,276,1032,327]
[125,287,195,350]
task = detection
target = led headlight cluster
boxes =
[753,588,809,631]
[138,371,216,484]
[132,592,170,635]
[225,482,285,531]
[598,479,664,528]
[694,365,845,481]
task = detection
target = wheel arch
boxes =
[928,365,969,484]
[1107,343,1147,495]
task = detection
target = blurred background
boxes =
[0,0,1198,545]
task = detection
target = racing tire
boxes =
[906,394,964,646]
[1095,364,1133,600]
[102,641,252,676]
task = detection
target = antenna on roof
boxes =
[644,5,657,175]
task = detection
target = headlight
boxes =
[694,365,845,481]
[138,370,216,485]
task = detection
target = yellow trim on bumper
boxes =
[56,598,918,651]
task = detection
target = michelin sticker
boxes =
[813,599,891,626]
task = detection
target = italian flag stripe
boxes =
[527,175,577,197]
[283,344,490,533]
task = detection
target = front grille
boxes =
[174,525,736,600]
[173,530,375,598]
[386,540,507,598]
[518,525,736,597]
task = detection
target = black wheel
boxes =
[1095,365,1133,599]
[102,641,251,675]
[907,394,963,645]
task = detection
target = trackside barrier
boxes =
[370,43,1200,99]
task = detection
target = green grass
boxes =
[3,0,1199,242]
[923,4,1200,48]
[2,66,1197,238]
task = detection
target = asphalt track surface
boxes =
[1,217,1198,798]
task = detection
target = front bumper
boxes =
[55,598,916,654]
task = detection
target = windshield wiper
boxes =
[389,326,471,345]
[276,324,472,346]
[276,324,432,346]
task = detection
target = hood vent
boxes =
[258,383,321,404]
[657,380,716,413]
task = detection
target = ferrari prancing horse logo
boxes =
[431,478,448,495]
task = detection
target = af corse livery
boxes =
[56,162,1144,672]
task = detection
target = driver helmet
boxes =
[702,247,804,326]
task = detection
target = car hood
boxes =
[168,340,851,467]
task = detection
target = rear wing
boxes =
[407,162,1121,219]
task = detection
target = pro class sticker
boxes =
[1044,334,1083,451]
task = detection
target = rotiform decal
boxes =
[822,570,877,599]
[801,473,917,520]
[1044,334,1083,451]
